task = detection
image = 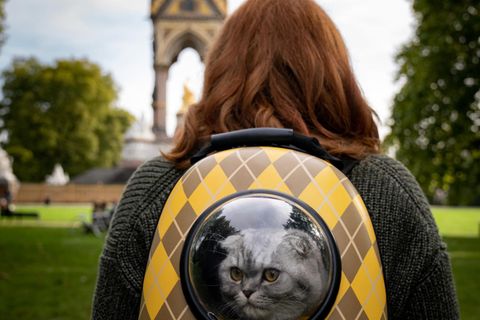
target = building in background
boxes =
[45,164,70,186]
[0,147,19,202]
[73,1,227,184]
[150,0,226,141]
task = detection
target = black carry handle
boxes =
[191,128,345,170]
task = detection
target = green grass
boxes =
[444,236,480,319]
[0,227,104,320]
[14,204,92,222]
[430,207,480,319]
[432,207,480,237]
[0,206,478,319]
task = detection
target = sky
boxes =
[0,0,414,138]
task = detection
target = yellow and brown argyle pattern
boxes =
[139,147,387,320]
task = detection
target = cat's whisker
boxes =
[205,248,229,257]
[205,232,232,241]
[218,299,240,317]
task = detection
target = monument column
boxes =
[150,0,227,141]
[152,64,169,140]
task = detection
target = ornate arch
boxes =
[150,0,226,140]
[164,29,209,65]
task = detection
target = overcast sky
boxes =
[0,0,414,137]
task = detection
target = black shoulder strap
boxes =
[340,157,359,175]
[191,128,350,173]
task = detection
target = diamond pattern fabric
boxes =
[140,147,387,319]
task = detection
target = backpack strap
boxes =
[340,157,359,175]
[191,128,346,172]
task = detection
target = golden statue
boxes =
[179,83,196,115]
[176,83,197,132]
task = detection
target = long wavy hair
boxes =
[165,0,380,167]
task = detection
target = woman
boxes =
[92,0,459,319]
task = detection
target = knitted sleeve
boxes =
[348,155,459,319]
[402,249,459,319]
[91,157,184,320]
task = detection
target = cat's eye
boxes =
[263,269,280,282]
[230,267,243,281]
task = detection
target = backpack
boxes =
[139,128,387,320]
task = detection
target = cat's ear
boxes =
[284,230,313,258]
[220,234,243,251]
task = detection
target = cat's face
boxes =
[218,229,328,320]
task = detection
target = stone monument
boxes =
[0,147,19,199]
[45,164,70,186]
[150,0,227,141]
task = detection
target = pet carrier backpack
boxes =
[139,128,387,320]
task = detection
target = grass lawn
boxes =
[0,204,97,228]
[444,236,480,319]
[0,205,478,319]
[0,227,104,319]
[432,206,480,237]
[14,204,92,222]
[431,206,480,319]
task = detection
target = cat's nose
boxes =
[242,289,254,298]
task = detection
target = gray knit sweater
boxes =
[92,155,459,319]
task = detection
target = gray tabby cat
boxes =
[218,228,328,320]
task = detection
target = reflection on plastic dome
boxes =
[182,192,339,320]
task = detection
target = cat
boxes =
[217,228,328,320]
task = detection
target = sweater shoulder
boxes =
[348,155,450,317]
[349,154,431,215]
[102,156,184,291]
[107,156,183,245]
[122,156,180,202]
[347,154,443,269]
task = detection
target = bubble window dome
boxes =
[180,191,341,320]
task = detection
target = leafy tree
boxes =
[385,1,480,206]
[0,0,5,52]
[0,58,134,182]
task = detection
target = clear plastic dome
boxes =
[181,191,340,320]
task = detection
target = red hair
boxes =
[165,0,379,167]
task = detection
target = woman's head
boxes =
[166,0,379,167]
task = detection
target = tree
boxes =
[0,58,134,182]
[0,0,6,52]
[385,1,480,206]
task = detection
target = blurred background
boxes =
[0,0,478,319]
